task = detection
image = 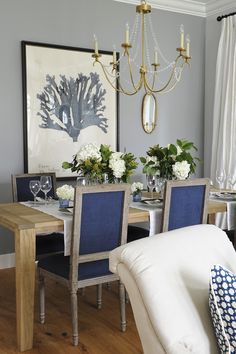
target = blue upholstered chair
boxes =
[37,183,130,346]
[11,173,64,257]
[161,178,210,232]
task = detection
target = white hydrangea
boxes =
[110,152,123,161]
[109,153,126,178]
[131,182,144,193]
[56,184,74,200]
[76,143,102,163]
[172,161,190,180]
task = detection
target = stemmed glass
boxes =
[40,176,52,203]
[216,169,226,193]
[156,177,165,198]
[227,175,236,191]
[146,174,157,199]
[29,180,41,205]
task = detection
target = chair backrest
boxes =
[70,184,130,284]
[109,224,236,354]
[11,173,57,202]
[162,178,210,232]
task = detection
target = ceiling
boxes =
[113,0,236,17]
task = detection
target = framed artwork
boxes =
[22,41,119,179]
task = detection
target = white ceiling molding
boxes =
[206,0,236,17]
[113,0,236,18]
[113,0,206,17]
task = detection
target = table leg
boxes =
[15,228,36,351]
[208,213,216,225]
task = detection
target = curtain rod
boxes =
[217,12,236,22]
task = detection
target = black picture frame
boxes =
[22,41,119,179]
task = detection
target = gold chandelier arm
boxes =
[93,60,143,96]
[151,70,157,90]
[126,52,143,91]
[144,55,185,93]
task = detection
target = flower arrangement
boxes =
[140,139,199,180]
[62,143,138,183]
[131,182,144,195]
[56,184,74,200]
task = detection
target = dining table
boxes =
[0,198,227,352]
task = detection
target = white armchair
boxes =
[109,224,236,354]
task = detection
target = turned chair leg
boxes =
[125,290,130,304]
[97,284,102,309]
[119,281,126,332]
[106,282,111,290]
[71,290,79,346]
[39,273,45,324]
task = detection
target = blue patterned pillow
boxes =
[209,265,236,353]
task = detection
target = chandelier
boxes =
[92,0,191,97]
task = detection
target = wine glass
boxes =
[146,174,157,199]
[216,169,226,193]
[29,180,41,205]
[227,175,236,191]
[40,176,52,203]
[156,177,166,198]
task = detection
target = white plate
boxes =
[211,193,236,200]
[142,199,162,206]
[59,208,73,214]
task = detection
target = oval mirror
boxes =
[141,93,157,134]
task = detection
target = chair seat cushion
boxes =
[36,233,64,256]
[209,264,236,353]
[38,253,112,280]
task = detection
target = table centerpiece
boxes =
[140,139,199,180]
[62,143,138,183]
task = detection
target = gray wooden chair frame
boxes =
[162,178,210,233]
[11,172,57,202]
[38,183,130,346]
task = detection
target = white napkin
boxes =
[130,201,163,236]
[21,201,72,256]
[214,201,236,231]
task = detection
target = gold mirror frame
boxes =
[141,93,157,134]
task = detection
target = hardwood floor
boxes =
[0,268,143,354]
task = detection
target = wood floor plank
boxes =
[0,269,142,354]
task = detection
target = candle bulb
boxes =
[113,45,116,63]
[125,23,130,44]
[180,24,184,49]
[154,47,158,65]
[94,34,98,55]
[186,34,190,57]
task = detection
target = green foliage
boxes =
[140,139,199,178]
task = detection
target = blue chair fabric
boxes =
[79,191,124,254]
[168,185,206,230]
[39,254,111,280]
[162,179,210,233]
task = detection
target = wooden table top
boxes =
[0,199,227,233]
[0,203,64,233]
[0,203,150,231]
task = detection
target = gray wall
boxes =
[0,0,205,255]
[204,6,236,177]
